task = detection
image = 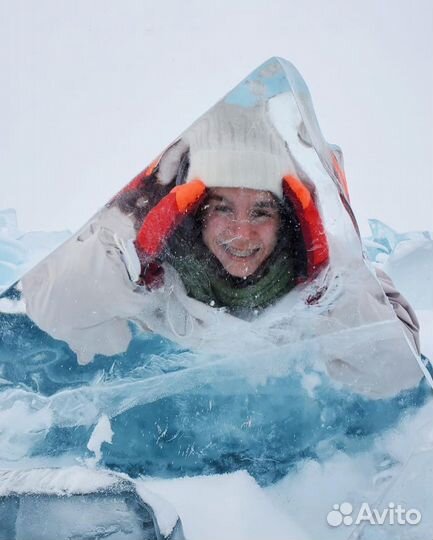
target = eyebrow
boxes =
[253,201,279,209]
[206,195,278,209]
[207,194,225,203]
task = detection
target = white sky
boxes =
[1,0,432,236]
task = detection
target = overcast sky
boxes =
[1,0,432,236]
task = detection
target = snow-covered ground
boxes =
[0,211,432,540]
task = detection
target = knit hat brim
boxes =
[183,102,297,199]
[187,149,295,199]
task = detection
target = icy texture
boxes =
[87,414,114,465]
[266,396,433,540]
[0,209,70,295]
[0,55,432,538]
[0,221,431,537]
[0,285,430,484]
[17,58,415,380]
[0,467,181,540]
[364,219,433,310]
[0,466,119,496]
[12,494,150,540]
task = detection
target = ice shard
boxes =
[10,58,422,393]
[0,58,429,499]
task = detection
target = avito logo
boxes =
[327,501,422,527]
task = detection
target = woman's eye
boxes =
[251,210,272,219]
[214,205,232,214]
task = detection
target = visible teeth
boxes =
[225,247,259,258]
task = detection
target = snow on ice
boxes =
[0,213,432,539]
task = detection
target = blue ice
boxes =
[0,215,432,485]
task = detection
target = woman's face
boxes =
[201,187,280,278]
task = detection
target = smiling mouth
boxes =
[222,246,260,258]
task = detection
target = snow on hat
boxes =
[183,102,297,199]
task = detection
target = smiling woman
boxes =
[164,186,302,316]
[18,57,423,401]
[202,188,280,278]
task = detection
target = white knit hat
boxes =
[182,102,297,199]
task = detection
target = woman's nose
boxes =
[228,218,255,238]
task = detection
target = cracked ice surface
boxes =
[0,215,432,539]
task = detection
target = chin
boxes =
[227,270,249,278]
[224,263,259,279]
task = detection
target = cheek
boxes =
[202,216,227,249]
[260,223,280,253]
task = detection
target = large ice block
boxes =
[0,58,430,511]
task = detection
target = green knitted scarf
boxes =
[167,234,297,317]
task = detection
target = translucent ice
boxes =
[1,55,431,487]
[0,302,430,483]
[18,58,414,379]
[365,219,433,310]
[0,56,431,538]
[0,209,70,294]
[366,219,431,255]
[0,467,182,540]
